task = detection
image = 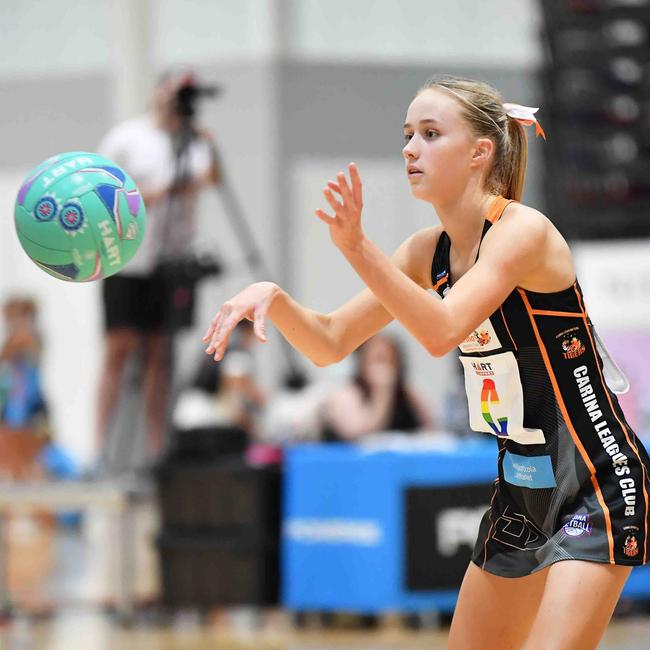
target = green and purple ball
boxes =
[14,151,146,282]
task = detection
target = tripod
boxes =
[99,114,301,475]
[163,115,301,373]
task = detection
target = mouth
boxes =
[407,168,423,178]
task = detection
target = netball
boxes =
[14,151,145,282]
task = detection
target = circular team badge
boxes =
[563,513,592,537]
[59,202,85,232]
[34,197,58,222]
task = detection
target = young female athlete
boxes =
[203,75,650,649]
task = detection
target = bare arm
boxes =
[323,384,395,440]
[406,386,436,430]
[203,227,439,366]
[317,164,561,357]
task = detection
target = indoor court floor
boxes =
[0,504,648,649]
[1,612,650,650]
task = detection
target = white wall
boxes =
[155,0,276,64]
[0,0,276,82]
[0,0,111,79]
[574,241,650,330]
[292,0,542,66]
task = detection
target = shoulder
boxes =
[392,225,443,289]
[99,115,154,154]
[104,115,152,139]
[482,202,553,270]
[498,202,551,241]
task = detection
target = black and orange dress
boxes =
[431,196,650,577]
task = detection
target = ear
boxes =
[470,137,495,168]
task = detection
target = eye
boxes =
[425,129,439,139]
[403,132,413,143]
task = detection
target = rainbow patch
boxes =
[481,378,508,435]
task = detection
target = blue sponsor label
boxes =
[503,451,556,489]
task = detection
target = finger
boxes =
[314,209,336,224]
[323,187,343,214]
[202,326,213,342]
[210,314,239,359]
[204,311,226,350]
[253,308,268,343]
[336,171,354,205]
[203,315,223,347]
[202,311,223,342]
[212,331,233,361]
[207,308,237,353]
[327,180,342,195]
[349,163,363,207]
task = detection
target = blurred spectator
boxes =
[442,360,472,437]
[173,321,265,436]
[320,333,434,442]
[96,68,220,463]
[261,370,331,445]
[0,296,50,479]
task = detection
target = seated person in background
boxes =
[0,297,49,434]
[173,321,265,436]
[0,297,50,479]
[262,369,331,445]
[321,332,434,442]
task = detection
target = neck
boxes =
[432,181,499,255]
[154,109,181,132]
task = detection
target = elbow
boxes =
[425,343,447,358]
[424,334,455,358]
[311,356,333,368]
[309,340,347,368]
[310,349,345,368]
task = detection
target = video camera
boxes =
[174,76,221,119]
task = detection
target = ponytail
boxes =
[502,118,528,201]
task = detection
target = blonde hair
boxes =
[419,75,528,201]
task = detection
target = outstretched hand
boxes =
[202,282,278,361]
[315,163,364,251]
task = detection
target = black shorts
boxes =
[102,271,168,332]
[471,433,650,578]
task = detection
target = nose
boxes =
[402,138,417,161]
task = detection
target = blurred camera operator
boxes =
[96,69,220,464]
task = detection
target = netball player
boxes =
[203,75,650,649]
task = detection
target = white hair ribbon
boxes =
[503,103,546,140]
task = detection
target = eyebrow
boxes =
[403,118,441,130]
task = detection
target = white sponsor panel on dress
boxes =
[460,351,546,445]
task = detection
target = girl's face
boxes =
[402,88,483,204]
[359,336,399,373]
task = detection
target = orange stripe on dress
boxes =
[486,196,513,224]
[432,274,448,292]
[573,286,650,564]
[518,289,616,563]
[530,309,585,318]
